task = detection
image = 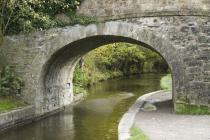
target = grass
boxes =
[129,126,149,140]
[175,102,210,115]
[160,75,210,115]
[73,85,87,95]
[0,96,27,113]
[160,74,172,91]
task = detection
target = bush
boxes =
[0,66,24,96]
[160,74,172,90]
[73,66,88,94]
[0,0,96,35]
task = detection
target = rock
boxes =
[55,13,70,24]
[141,102,157,112]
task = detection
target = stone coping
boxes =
[0,93,86,132]
[0,105,35,131]
[118,90,172,140]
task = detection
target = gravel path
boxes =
[134,100,210,140]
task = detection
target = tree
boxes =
[0,0,18,35]
[0,0,83,35]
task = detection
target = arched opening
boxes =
[70,42,172,139]
[40,35,176,114]
[72,42,171,94]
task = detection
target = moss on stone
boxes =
[175,102,210,115]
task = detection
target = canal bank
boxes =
[118,90,171,140]
[135,100,210,140]
[0,92,87,132]
[0,105,35,131]
[120,90,210,140]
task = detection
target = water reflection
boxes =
[0,74,162,140]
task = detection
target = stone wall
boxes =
[0,14,210,115]
[0,106,35,130]
[78,0,210,20]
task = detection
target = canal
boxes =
[0,74,163,140]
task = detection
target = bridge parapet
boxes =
[78,0,210,21]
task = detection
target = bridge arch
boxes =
[38,21,181,115]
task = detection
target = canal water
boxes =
[0,74,163,140]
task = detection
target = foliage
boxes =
[26,0,82,15]
[0,96,26,113]
[129,126,149,140]
[73,43,169,94]
[73,66,88,94]
[0,66,24,96]
[0,0,96,35]
[58,12,97,26]
[90,43,146,75]
[160,74,172,91]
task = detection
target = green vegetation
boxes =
[160,74,172,91]
[129,126,149,140]
[73,67,88,95]
[175,101,210,115]
[0,96,26,113]
[0,0,96,35]
[0,66,26,113]
[0,66,24,96]
[73,43,169,94]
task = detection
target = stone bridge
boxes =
[0,0,210,116]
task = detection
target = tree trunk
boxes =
[78,57,84,70]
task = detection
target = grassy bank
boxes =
[129,126,149,140]
[175,101,210,115]
[0,66,26,113]
[160,74,172,91]
[0,96,26,113]
[73,66,123,94]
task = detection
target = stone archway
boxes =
[1,18,210,116]
[38,23,181,115]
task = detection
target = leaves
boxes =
[86,43,147,73]
[0,66,24,96]
[73,43,169,94]
[0,0,87,35]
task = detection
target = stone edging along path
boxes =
[118,90,172,140]
[0,105,35,131]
